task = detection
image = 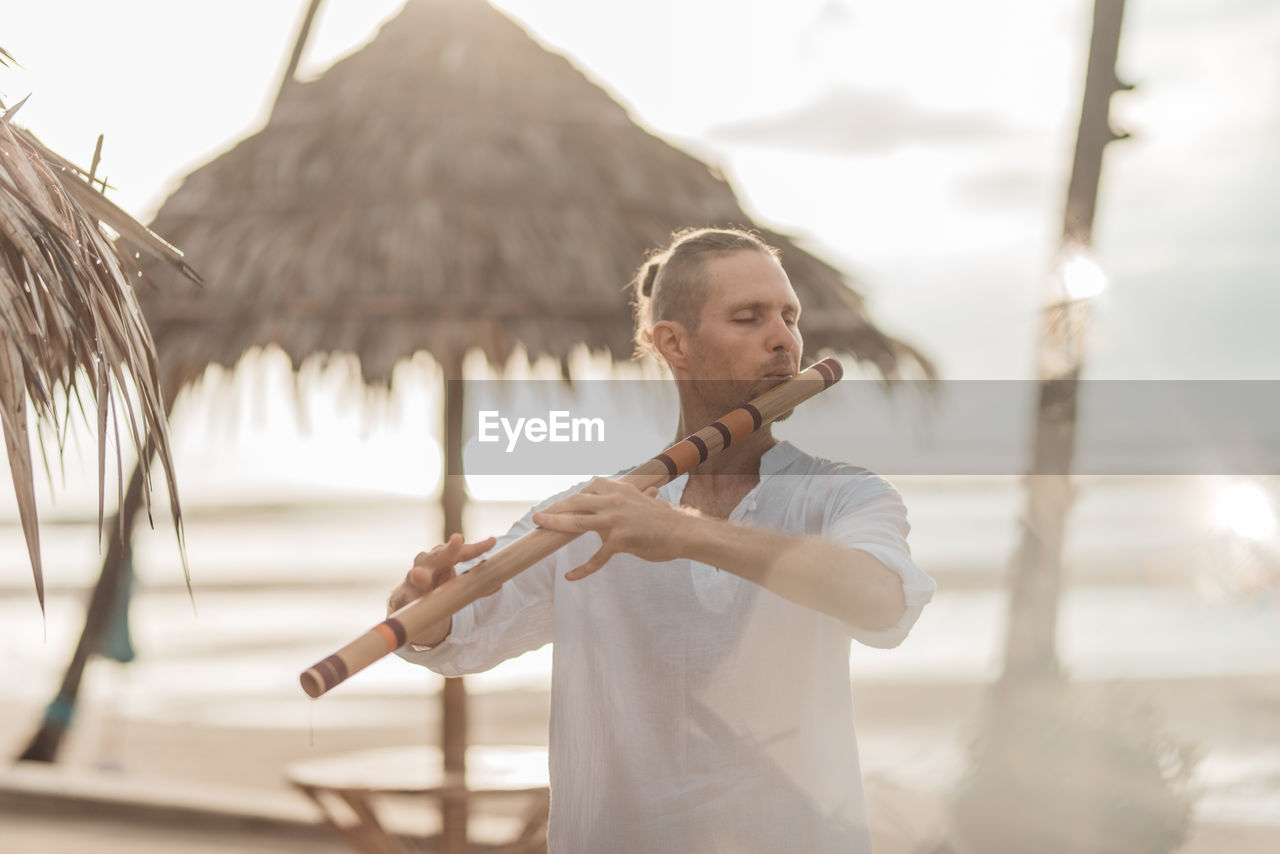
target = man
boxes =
[390,228,936,852]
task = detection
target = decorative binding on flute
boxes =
[710,421,732,448]
[813,360,838,387]
[315,655,348,688]
[655,400,768,481]
[375,618,409,652]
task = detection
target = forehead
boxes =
[700,250,799,310]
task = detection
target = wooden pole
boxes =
[274,0,325,110]
[1062,0,1134,248]
[1001,0,1132,682]
[16,457,149,763]
[945,8,1142,849]
[16,373,182,763]
[440,351,469,854]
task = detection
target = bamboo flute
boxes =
[300,357,843,698]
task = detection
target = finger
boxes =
[643,486,660,498]
[454,535,497,562]
[408,563,455,589]
[388,588,410,612]
[591,478,644,497]
[540,492,607,517]
[414,540,453,569]
[532,510,601,533]
[566,547,615,581]
[439,532,466,559]
[392,564,443,608]
[585,477,612,493]
[414,533,468,569]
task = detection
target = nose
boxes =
[765,314,800,355]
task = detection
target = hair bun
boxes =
[641,261,660,297]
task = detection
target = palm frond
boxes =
[0,111,199,611]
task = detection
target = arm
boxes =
[675,516,907,631]
[531,478,917,635]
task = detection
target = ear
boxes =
[652,320,691,371]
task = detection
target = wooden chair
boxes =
[286,745,549,854]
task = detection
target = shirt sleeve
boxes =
[395,484,582,677]
[823,474,936,649]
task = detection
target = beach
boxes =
[3,485,1279,850]
[3,676,1277,851]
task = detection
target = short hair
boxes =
[631,227,781,359]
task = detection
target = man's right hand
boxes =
[388,533,497,648]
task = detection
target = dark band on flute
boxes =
[689,435,709,463]
[711,421,733,448]
[377,618,409,651]
[657,453,679,478]
[814,360,838,387]
[743,404,763,431]
[316,654,348,690]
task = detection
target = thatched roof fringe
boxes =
[0,91,199,608]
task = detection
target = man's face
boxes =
[685,250,804,408]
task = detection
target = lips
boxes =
[760,372,794,388]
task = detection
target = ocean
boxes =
[4,476,1277,707]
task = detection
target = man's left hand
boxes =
[532,478,694,580]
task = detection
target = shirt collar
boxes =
[662,440,802,505]
[761,440,802,476]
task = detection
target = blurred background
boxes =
[1,0,1277,852]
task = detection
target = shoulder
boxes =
[772,445,908,539]
[775,442,900,503]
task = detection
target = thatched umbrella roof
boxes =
[0,51,200,609]
[137,0,931,388]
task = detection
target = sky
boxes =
[3,0,1277,380]
[1,0,1278,511]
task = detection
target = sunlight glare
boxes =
[1213,481,1277,542]
[1060,251,1108,301]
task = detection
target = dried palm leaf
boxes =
[0,89,199,612]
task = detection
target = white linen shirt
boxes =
[398,441,935,853]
